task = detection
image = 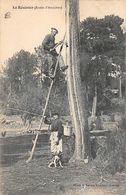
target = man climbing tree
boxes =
[40,28,68,79]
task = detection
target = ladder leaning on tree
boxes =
[26,33,66,163]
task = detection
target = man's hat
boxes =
[51,27,58,34]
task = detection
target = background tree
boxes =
[1,50,41,115]
[80,15,125,115]
[0,48,69,117]
[5,50,38,94]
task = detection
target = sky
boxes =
[0,0,126,69]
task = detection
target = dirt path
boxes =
[0,135,126,195]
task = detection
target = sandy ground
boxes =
[0,115,126,195]
[0,133,126,195]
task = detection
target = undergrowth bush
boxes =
[92,129,126,175]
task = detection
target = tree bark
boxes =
[119,75,122,99]
[91,85,97,117]
[67,0,90,160]
[124,40,126,126]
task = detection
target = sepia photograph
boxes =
[0,0,126,194]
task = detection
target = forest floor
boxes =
[0,115,126,195]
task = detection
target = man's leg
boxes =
[45,54,54,76]
[50,132,59,154]
[49,56,57,75]
[41,53,55,79]
[57,55,68,72]
[45,54,68,79]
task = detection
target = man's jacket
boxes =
[51,118,64,139]
[42,34,56,51]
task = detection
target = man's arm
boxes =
[50,40,63,51]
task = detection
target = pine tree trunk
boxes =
[124,41,126,126]
[119,76,122,99]
[91,86,97,117]
[67,0,90,160]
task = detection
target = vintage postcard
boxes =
[0,0,126,195]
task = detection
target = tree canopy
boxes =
[0,49,69,116]
[5,50,38,94]
[80,15,125,113]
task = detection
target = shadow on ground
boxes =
[0,134,50,167]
